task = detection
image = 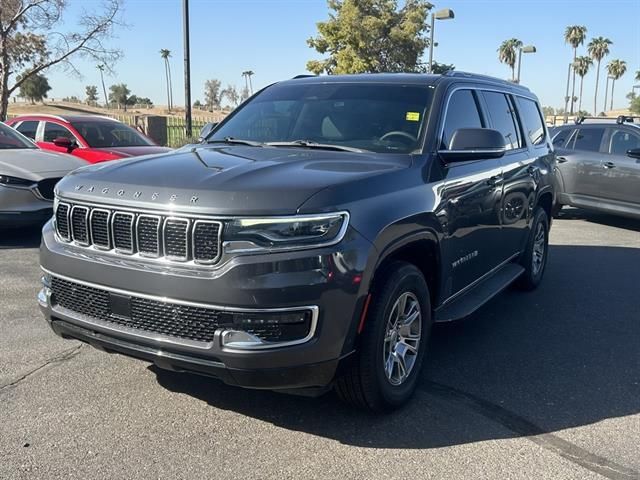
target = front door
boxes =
[435,88,504,297]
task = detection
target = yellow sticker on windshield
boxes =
[406,112,420,121]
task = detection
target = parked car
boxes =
[550,115,640,219]
[0,122,87,227]
[38,72,555,411]
[6,114,172,163]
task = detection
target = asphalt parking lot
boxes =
[1,209,638,480]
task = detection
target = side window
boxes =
[570,128,605,152]
[15,121,39,140]
[608,129,640,155]
[43,122,75,143]
[441,89,483,149]
[481,91,522,150]
[551,128,574,148]
[516,98,546,146]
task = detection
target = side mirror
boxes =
[198,122,218,142]
[439,128,506,162]
[626,148,640,159]
[53,137,75,150]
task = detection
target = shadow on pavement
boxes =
[557,207,640,232]
[0,224,43,249]
[152,244,640,452]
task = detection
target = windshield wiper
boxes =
[207,137,264,147]
[266,140,369,153]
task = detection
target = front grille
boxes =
[54,201,222,265]
[50,277,224,343]
[36,178,61,200]
[70,206,89,244]
[55,203,70,240]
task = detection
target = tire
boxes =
[335,262,432,412]
[516,207,549,291]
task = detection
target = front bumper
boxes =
[39,220,374,390]
[0,184,52,226]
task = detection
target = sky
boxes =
[40,0,640,112]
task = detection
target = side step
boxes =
[434,263,524,323]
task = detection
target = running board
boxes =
[434,263,524,323]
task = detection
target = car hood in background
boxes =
[91,146,173,157]
[0,149,88,181]
[58,145,410,215]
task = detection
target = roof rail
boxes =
[443,71,531,91]
[291,74,317,79]
[574,115,639,125]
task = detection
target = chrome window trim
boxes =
[136,214,162,258]
[163,217,190,262]
[192,219,223,265]
[42,268,319,351]
[89,208,111,250]
[70,205,90,246]
[111,211,135,255]
[55,202,71,242]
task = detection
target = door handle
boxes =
[556,156,568,163]
[604,161,616,169]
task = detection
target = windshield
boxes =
[210,82,433,153]
[71,121,154,148]
[0,122,37,149]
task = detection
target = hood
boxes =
[0,149,88,181]
[91,146,173,158]
[57,145,409,215]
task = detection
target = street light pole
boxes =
[603,75,612,114]
[183,0,192,138]
[515,45,536,84]
[427,8,454,73]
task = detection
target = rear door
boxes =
[480,91,537,259]
[436,88,504,296]
[600,126,640,206]
[14,120,39,141]
[556,125,606,200]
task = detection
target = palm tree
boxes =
[606,59,627,110]
[97,64,108,109]
[635,70,640,82]
[573,56,593,112]
[497,39,522,81]
[564,25,587,114]
[160,49,173,111]
[587,36,612,115]
[242,70,255,94]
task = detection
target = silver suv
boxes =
[551,116,640,219]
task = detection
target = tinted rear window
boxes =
[16,121,38,140]
[551,128,574,148]
[516,98,545,146]
[571,128,604,152]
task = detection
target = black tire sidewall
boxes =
[520,208,549,288]
[364,264,432,409]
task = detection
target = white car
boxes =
[1,122,87,227]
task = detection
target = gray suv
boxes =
[551,116,640,219]
[39,72,555,411]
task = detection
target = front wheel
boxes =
[335,262,432,412]
[516,207,549,291]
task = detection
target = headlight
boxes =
[0,175,35,188]
[223,212,349,253]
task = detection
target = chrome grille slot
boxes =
[90,209,111,249]
[137,215,161,257]
[164,218,189,260]
[53,200,222,265]
[55,203,70,241]
[193,220,221,263]
[70,206,89,245]
[112,212,135,253]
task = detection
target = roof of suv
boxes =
[282,71,533,95]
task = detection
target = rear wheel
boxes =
[335,262,431,412]
[516,207,549,291]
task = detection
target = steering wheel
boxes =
[380,130,417,143]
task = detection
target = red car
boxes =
[6,114,172,163]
